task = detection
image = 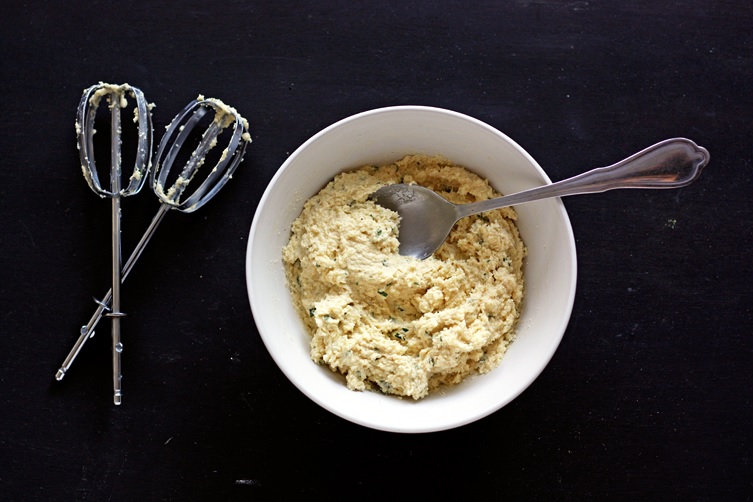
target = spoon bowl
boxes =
[371,138,709,259]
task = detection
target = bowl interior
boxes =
[247,106,576,433]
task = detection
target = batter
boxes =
[282,154,525,399]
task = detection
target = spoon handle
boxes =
[456,138,709,218]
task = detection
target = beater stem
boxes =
[109,98,124,405]
[55,203,171,381]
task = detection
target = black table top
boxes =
[2,1,751,499]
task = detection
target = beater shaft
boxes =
[55,205,170,381]
[109,94,125,405]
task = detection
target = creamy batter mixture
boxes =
[282,155,526,399]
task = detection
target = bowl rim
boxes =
[247,105,577,433]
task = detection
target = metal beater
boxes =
[56,96,251,393]
[73,83,153,405]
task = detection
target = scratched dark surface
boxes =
[1,1,751,499]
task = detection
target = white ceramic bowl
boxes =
[246,106,577,433]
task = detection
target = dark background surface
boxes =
[1,1,751,499]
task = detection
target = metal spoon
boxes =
[55,97,250,384]
[371,138,710,260]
